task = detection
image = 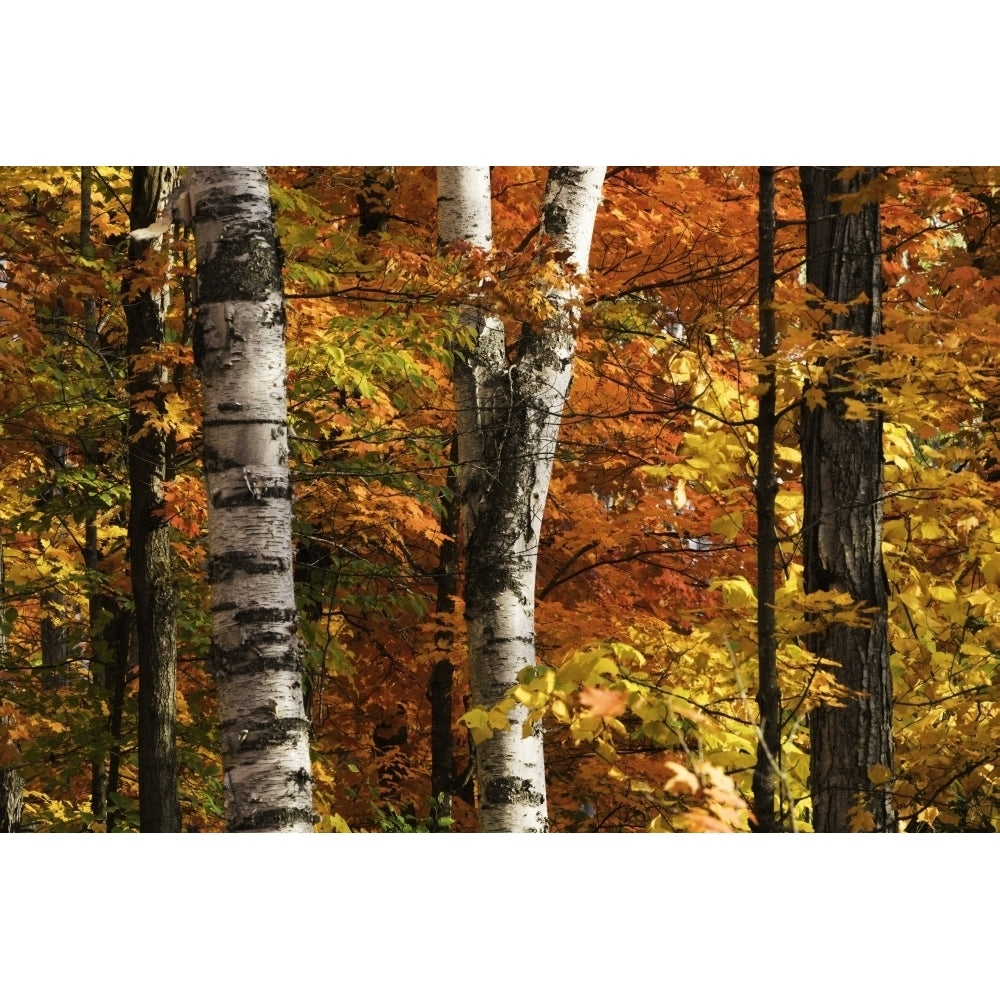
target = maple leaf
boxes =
[662,761,701,797]
[578,686,626,718]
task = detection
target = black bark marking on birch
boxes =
[203,419,289,428]
[234,606,297,625]
[192,310,230,376]
[223,715,307,749]
[212,646,302,677]
[227,806,315,833]
[463,374,546,600]
[484,635,534,646]
[211,486,291,507]
[484,776,545,807]
[208,552,290,581]
[190,217,281,304]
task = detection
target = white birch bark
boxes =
[441,166,604,832]
[189,166,313,832]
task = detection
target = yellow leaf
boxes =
[849,807,876,832]
[842,397,873,420]
[639,465,669,484]
[569,714,603,742]
[513,686,548,710]
[803,386,826,411]
[550,698,570,723]
[316,813,351,833]
[715,576,757,611]
[867,763,892,785]
[710,511,743,542]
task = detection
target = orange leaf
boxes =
[578,686,626,718]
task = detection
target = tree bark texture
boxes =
[799,166,894,832]
[429,437,460,823]
[0,754,22,832]
[751,166,782,832]
[0,270,20,831]
[440,166,604,832]
[189,166,313,833]
[82,166,112,822]
[0,539,22,833]
[126,165,182,832]
[357,167,396,238]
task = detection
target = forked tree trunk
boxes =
[189,166,313,832]
[799,166,894,832]
[440,166,604,832]
[126,165,182,832]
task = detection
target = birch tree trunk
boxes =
[440,166,604,832]
[126,165,182,832]
[799,166,894,832]
[189,166,313,832]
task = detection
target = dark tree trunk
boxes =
[429,438,460,824]
[80,166,111,823]
[0,541,22,833]
[751,166,782,832]
[104,605,132,831]
[125,165,182,832]
[357,167,395,237]
[799,166,894,833]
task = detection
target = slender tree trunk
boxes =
[799,166,894,832]
[752,166,782,832]
[0,539,23,833]
[126,165,183,832]
[189,166,313,832]
[80,166,112,823]
[441,166,604,832]
[104,605,131,831]
[429,437,460,824]
[0,262,22,833]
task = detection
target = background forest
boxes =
[1,165,998,833]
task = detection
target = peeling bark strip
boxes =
[189,166,313,833]
[800,167,894,833]
[440,166,604,832]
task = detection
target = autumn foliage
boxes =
[2,166,1000,831]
